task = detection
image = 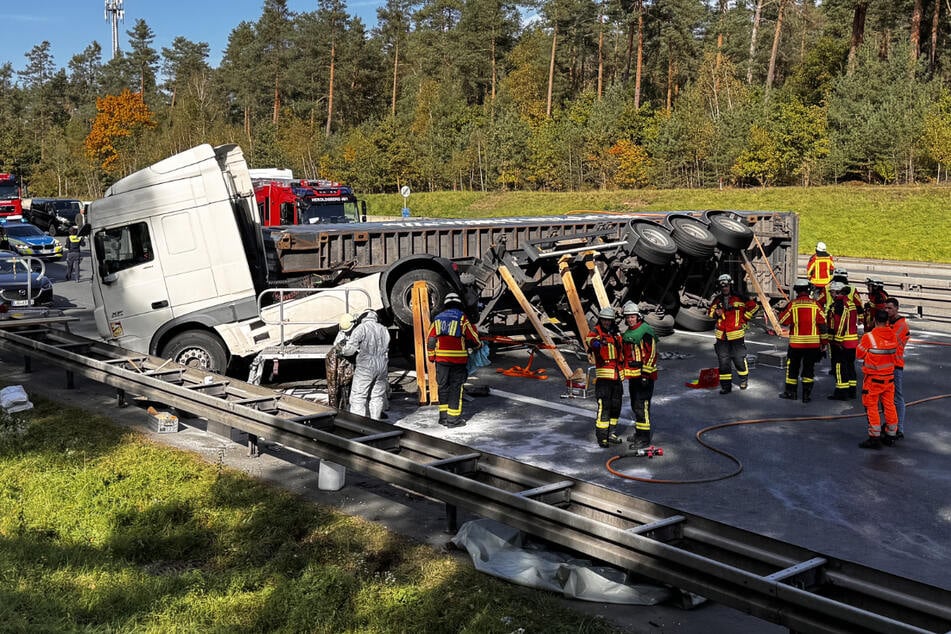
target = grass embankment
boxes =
[365,184,951,263]
[0,400,615,633]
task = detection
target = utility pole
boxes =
[105,0,125,59]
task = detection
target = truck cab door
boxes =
[90,220,172,352]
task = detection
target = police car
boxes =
[1,219,64,260]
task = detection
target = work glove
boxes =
[589,339,602,351]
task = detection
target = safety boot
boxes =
[438,411,449,426]
[738,378,749,390]
[827,389,848,401]
[628,430,652,450]
[607,432,624,445]
[847,386,857,399]
[596,428,610,448]
[778,387,797,400]
[881,434,896,447]
[801,384,813,403]
[719,382,732,395]
[858,436,882,450]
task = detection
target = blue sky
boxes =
[1,1,384,74]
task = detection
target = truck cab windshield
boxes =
[298,200,360,224]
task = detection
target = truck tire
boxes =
[644,312,675,337]
[668,216,717,259]
[674,305,716,331]
[162,331,229,373]
[389,269,451,329]
[706,211,755,251]
[629,220,678,266]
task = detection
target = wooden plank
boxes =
[584,256,610,309]
[411,282,429,404]
[498,265,575,381]
[559,256,591,343]
[741,251,786,336]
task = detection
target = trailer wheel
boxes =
[674,306,716,331]
[707,212,755,251]
[629,221,678,266]
[389,269,451,329]
[668,216,717,259]
[162,331,228,373]
[644,312,676,337]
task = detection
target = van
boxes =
[25,198,84,235]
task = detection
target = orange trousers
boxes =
[861,376,897,438]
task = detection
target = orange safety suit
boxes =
[856,326,900,438]
[807,253,835,288]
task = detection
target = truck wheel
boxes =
[668,216,717,259]
[629,220,678,266]
[674,306,716,331]
[389,269,450,329]
[644,312,676,337]
[162,331,228,373]
[706,212,755,251]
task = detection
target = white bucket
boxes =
[318,460,346,491]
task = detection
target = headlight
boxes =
[53,239,62,247]
[15,244,32,254]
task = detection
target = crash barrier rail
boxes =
[797,256,951,322]
[0,324,949,634]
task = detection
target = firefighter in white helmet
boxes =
[586,306,624,448]
[621,301,657,450]
[807,241,835,291]
[707,273,760,394]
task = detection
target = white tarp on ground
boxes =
[1,385,33,414]
[451,518,672,605]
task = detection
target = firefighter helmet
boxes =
[865,278,884,288]
[598,306,617,320]
[832,268,848,280]
[718,273,733,285]
[443,292,462,306]
[622,301,641,317]
[793,278,810,292]
[816,241,827,252]
[829,281,844,294]
[338,313,354,332]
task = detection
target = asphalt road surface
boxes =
[25,252,951,632]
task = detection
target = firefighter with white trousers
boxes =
[341,308,391,420]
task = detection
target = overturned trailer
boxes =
[86,144,798,374]
[265,209,798,340]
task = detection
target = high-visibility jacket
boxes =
[427,307,481,365]
[708,293,759,341]
[778,293,828,348]
[863,289,889,330]
[857,326,899,377]
[807,253,835,287]
[889,315,910,368]
[818,285,862,314]
[586,323,624,381]
[621,322,657,380]
[828,295,859,349]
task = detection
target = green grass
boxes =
[0,398,616,633]
[366,184,951,263]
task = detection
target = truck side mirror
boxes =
[78,223,92,238]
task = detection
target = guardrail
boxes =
[0,322,949,634]
[796,256,951,321]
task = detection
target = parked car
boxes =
[1,221,64,260]
[0,250,54,307]
[25,198,83,235]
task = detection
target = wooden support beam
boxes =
[412,282,439,404]
[740,251,786,336]
[498,265,575,381]
[559,256,591,343]
[584,255,610,309]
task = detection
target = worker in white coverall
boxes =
[341,308,391,420]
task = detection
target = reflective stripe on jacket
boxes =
[621,322,657,380]
[807,254,834,287]
[586,323,623,381]
[708,293,759,341]
[779,295,828,348]
[857,327,899,377]
[829,297,859,348]
[426,307,481,365]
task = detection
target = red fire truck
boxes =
[253,178,366,226]
[0,173,23,218]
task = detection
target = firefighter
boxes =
[856,310,900,449]
[778,279,828,402]
[826,283,859,400]
[885,298,910,438]
[586,306,624,448]
[818,268,863,316]
[65,226,85,282]
[807,241,835,292]
[620,302,657,450]
[707,273,759,394]
[325,313,356,409]
[863,279,889,332]
[341,308,391,421]
[426,292,482,427]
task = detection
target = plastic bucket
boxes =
[318,460,347,491]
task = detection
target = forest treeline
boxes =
[2,0,951,199]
